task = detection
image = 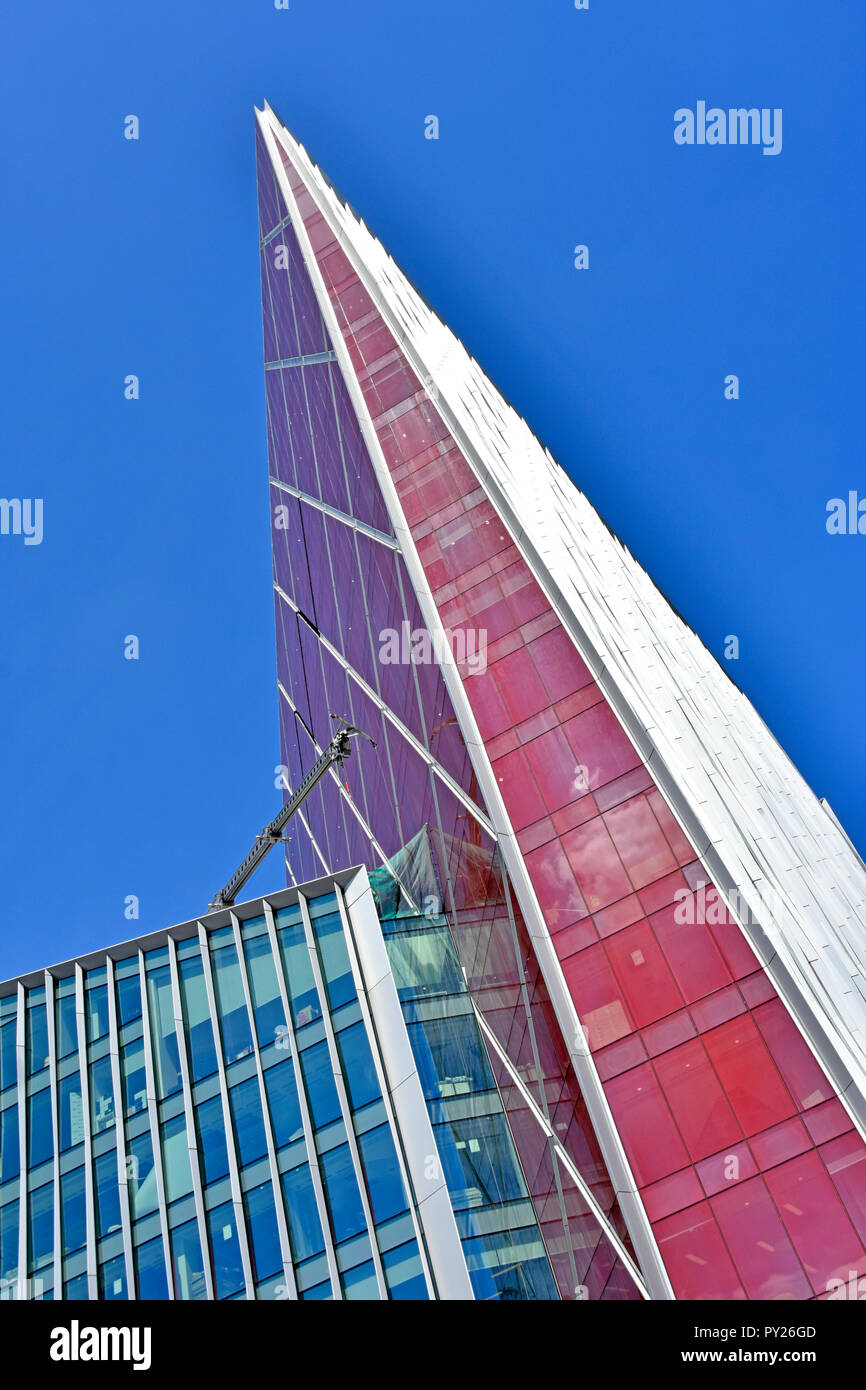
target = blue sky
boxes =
[0,0,863,977]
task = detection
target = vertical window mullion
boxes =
[297,890,387,1300]
[43,971,61,1302]
[264,899,341,1299]
[105,957,135,1302]
[231,917,297,1300]
[73,966,97,1301]
[196,923,255,1301]
[138,951,174,1300]
[15,982,26,1300]
[167,938,214,1301]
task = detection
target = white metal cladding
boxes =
[256,103,866,1129]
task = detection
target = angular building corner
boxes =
[254,99,866,1301]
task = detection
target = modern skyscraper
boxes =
[254,101,866,1301]
[1,107,865,1306]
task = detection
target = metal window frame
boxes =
[196,924,256,1300]
[105,956,136,1302]
[167,937,215,1301]
[137,951,175,1300]
[230,914,298,1300]
[263,899,342,1299]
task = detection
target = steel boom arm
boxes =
[207,718,375,912]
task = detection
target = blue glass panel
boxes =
[383,1240,428,1300]
[57,1072,84,1151]
[386,925,464,1000]
[320,1144,366,1243]
[135,1235,169,1300]
[64,1271,89,1299]
[127,1131,158,1219]
[27,1088,52,1168]
[276,915,321,1030]
[243,934,286,1048]
[312,910,355,1010]
[89,1055,115,1134]
[26,1004,49,1076]
[171,1217,207,1300]
[99,1253,127,1300]
[28,1182,53,1271]
[207,1201,245,1299]
[95,1150,122,1238]
[335,1021,381,1112]
[86,986,109,1044]
[299,1040,340,1130]
[281,1165,324,1263]
[462,1227,560,1301]
[342,1258,377,1300]
[211,946,254,1065]
[179,955,218,1082]
[55,995,78,1059]
[0,1198,18,1285]
[0,1018,16,1091]
[160,1113,193,1204]
[115,972,142,1027]
[433,1111,526,1211]
[146,966,181,1099]
[263,1056,303,1150]
[244,1182,282,1282]
[407,1013,495,1101]
[357,1124,409,1225]
[228,1076,268,1169]
[120,1036,147,1118]
[61,1166,87,1254]
[195,1096,229,1187]
[0,1104,19,1183]
[299,1278,331,1300]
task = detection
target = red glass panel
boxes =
[563,703,642,790]
[605,922,684,1029]
[703,1014,796,1136]
[562,817,633,914]
[653,1038,742,1161]
[752,999,834,1112]
[696,1141,758,1197]
[748,1117,811,1170]
[654,1202,747,1300]
[642,1167,703,1222]
[562,944,633,1051]
[650,904,733,1004]
[527,626,592,702]
[491,747,548,831]
[642,1010,697,1058]
[524,839,588,933]
[646,788,695,865]
[803,1098,853,1146]
[603,795,678,891]
[820,1132,866,1249]
[710,1176,812,1300]
[764,1150,866,1293]
[604,1062,689,1186]
[593,894,645,940]
[490,647,551,725]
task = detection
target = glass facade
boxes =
[4,871,631,1300]
[253,107,866,1301]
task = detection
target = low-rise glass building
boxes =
[0,859,641,1301]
